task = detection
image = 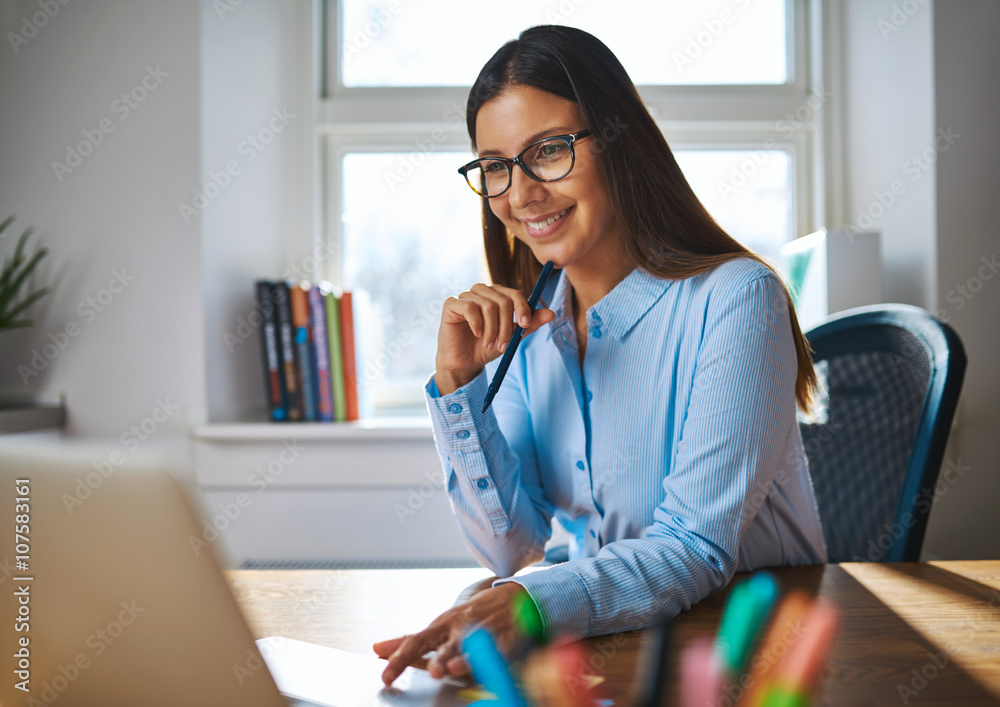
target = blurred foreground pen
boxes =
[716,572,779,678]
[482,260,555,413]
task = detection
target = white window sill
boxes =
[192,415,432,443]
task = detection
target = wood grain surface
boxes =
[228,561,1000,706]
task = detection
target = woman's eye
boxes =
[538,142,568,159]
[483,161,507,174]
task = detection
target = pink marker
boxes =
[679,637,722,707]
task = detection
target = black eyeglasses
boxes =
[458,130,592,198]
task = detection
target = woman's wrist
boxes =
[434,366,482,396]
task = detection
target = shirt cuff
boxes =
[493,565,591,639]
[424,371,495,451]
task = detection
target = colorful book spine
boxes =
[255,281,286,421]
[289,282,318,421]
[339,290,359,421]
[309,285,334,422]
[273,283,302,421]
[323,285,347,422]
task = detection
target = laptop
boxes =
[0,443,475,707]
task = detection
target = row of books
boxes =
[255,280,365,422]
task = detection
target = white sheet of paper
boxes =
[256,637,478,707]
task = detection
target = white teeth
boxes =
[526,209,568,231]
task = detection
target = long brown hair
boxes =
[466,25,817,413]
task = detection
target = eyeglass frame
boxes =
[457,129,593,198]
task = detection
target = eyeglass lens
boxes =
[465,137,575,197]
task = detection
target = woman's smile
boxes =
[521,207,572,238]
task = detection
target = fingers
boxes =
[381,626,449,686]
[523,308,556,336]
[487,283,538,331]
[445,654,471,678]
[427,637,473,680]
[372,636,405,658]
[448,283,552,349]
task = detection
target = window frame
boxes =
[316,0,825,412]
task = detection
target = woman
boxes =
[375,25,826,686]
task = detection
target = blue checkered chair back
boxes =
[800,305,966,562]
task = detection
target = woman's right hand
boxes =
[434,282,555,396]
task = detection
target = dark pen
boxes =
[481,260,555,413]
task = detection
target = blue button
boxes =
[448,403,463,414]
[589,529,596,538]
[585,390,593,402]
[457,430,470,440]
[476,478,489,490]
[592,327,602,339]
[576,460,585,470]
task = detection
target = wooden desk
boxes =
[229,561,1000,706]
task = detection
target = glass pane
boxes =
[674,149,793,260]
[341,0,787,87]
[341,152,487,409]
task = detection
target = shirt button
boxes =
[592,327,602,339]
[457,430,470,440]
[476,478,489,490]
[589,529,597,538]
[576,460,585,470]
[448,403,462,414]
[585,390,593,402]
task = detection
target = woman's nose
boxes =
[506,164,546,209]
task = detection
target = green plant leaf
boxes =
[1,286,50,323]
[0,221,50,331]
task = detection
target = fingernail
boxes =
[499,341,507,352]
[521,315,530,327]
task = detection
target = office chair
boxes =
[800,304,966,562]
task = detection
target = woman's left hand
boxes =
[373,582,528,686]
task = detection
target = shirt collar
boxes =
[545,267,672,341]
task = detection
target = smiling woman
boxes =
[373,25,827,687]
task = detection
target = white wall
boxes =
[838,0,936,309]
[923,1,1000,560]
[199,0,318,424]
[0,1,204,463]
[837,0,1000,559]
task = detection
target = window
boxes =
[321,0,817,413]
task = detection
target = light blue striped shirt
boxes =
[425,259,827,638]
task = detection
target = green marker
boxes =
[511,589,547,645]
[761,687,810,707]
[715,572,779,676]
